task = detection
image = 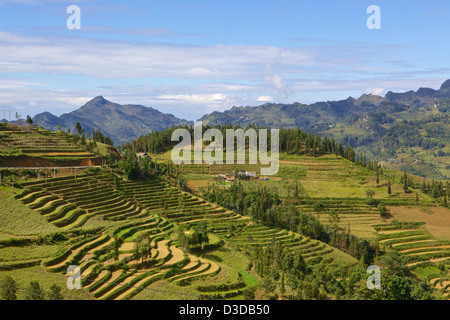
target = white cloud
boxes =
[158,93,226,104]
[365,87,385,96]
[0,30,447,121]
[256,96,273,102]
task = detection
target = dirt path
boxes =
[162,246,185,266]
[400,245,450,254]
[377,229,420,235]
[392,239,437,247]
[379,235,427,243]
[407,249,450,256]
[114,271,164,300]
[181,254,199,271]
[407,257,450,267]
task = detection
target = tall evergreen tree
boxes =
[25,281,45,300]
[0,276,18,300]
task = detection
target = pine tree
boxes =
[75,122,82,135]
[47,284,64,300]
[387,180,392,195]
[25,281,45,300]
[403,171,408,193]
[0,276,18,300]
[294,182,299,199]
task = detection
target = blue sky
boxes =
[0,0,449,120]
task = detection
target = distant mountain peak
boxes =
[89,95,107,104]
[33,96,191,144]
[440,79,450,90]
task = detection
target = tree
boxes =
[294,182,299,199]
[178,177,188,191]
[365,190,375,199]
[80,133,86,145]
[26,115,33,124]
[403,171,409,193]
[260,276,276,296]
[75,122,82,135]
[132,240,142,263]
[25,281,45,300]
[327,210,341,229]
[387,180,392,195]
[312,201,325,214]
[0,276,18,300]
[112,238,120,264]
[47,284,64,300]
[377,203,387,218]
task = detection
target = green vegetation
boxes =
[0,121,448,300]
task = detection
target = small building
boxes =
[226,175,235,182]
[245,171,257,178]
[136,152,151,159]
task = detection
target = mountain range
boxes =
[199,80,450,179]
[32,96,191,145]
[32,80,450,179]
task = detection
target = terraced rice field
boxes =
[3,169,358,299]
[230,223,339,264]
[0,130,95,158]
[374,222,450,299]
[375,223,450,266]
[279,155,436,240]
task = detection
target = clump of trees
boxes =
[0,276,64,300]
[132,234,153,265]
[175,222,210,252]
[122,124,361,162]
[205,180,376,264]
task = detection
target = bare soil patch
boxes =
[388,206,450,241]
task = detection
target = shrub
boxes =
[378,203,387,217]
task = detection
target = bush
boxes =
[378,203,388,217]
[312,201,325,213]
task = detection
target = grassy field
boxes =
[0,190,58,240]
[0,124,116,168]
[1,146,448,300]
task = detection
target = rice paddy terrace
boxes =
[279,155,450,298]
[0,168,356,300]
[375,222,450,299]
[1,146,448,300]
[173,152,449,298]
[0,123,105,166]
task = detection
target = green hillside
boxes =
[0,122,119,168]
[199,80,450,180]
[1,132,449,300]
